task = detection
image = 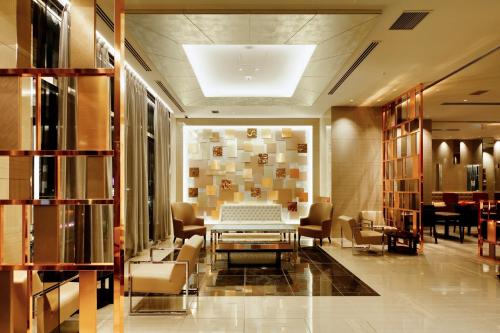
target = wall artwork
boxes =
[221,179,232,190]
[258,153,269,165]
[188,188,198,197]
[276,168,286,178]
[189,167,200,177]
[184,126,312,218]
[247,128,257,138]
[213,146,223,157]
[251,187,262,198]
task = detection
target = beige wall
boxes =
[422,120,433,203]
[175,118,320,204]
[495,141,500,192]
[331,106,382,235]
[432,139,482,192]
[319,110,332,199]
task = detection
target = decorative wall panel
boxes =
[184,126,312,219]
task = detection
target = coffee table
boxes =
[210,224,297,268]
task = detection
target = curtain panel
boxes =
[154,101,171,240]
[125,71,149,256]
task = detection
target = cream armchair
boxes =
[359,210,386,230]
[339,215,385,255]
[171,202,206,246]
[128,235,203,315]
[298,202,333,246]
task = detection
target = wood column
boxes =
[79,270,97,333]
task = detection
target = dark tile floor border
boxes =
[196,245,379,297]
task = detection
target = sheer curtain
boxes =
[125,70,149,256]
[154,101,171,240]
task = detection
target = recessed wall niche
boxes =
[183,126,313,219]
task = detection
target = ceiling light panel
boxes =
[183,44,316,98]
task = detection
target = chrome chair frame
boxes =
[128,247,199,315]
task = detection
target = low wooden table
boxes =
[385,230,419,254]
[215,243,293,268]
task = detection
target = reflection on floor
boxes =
[199,246,378,296]
[81,229,499,332]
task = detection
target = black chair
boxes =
[422,204,438,244]
[463,204,479,236]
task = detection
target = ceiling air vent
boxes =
[96,4,114,31]
[328,41,380,95]
[469,90,489,96]
[125,39,152,72]
[389,11,430,30]
[155,81,185,113]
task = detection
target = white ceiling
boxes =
[424,48,500,123]
[124,0,500,119]
[125,13,378,110]
[182,44,316,97]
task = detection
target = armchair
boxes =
[359,211,386,230]
[128,235,203,314]
[339,215,385,255]
[297,202,333,246]
[171,202,206,246]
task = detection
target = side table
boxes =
[386,230,419,254]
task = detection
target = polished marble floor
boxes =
[89,228,499,332]
[197,245,378,296]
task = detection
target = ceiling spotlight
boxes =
[255,68,260,72]
[377,98,382,102]
[245,75,253,81]
[349,99,354,102]
[238,68,243,71]
[463,99,468,102]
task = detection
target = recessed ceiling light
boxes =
[349,99,354,102]
[377,98,382,102]
[183,44,316,97]
[238,68,243,71]
[463,99,468,102]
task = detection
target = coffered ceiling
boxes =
[125,13,378,108]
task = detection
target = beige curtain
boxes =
[125,70,149,255]
[153,101,171,240]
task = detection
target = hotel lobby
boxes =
[0,0,499,332]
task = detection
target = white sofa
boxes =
[220,204,282,224]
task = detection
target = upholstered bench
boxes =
[219,203,282,224]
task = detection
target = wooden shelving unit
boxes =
[382,85,424,251]
[478,200,499,260]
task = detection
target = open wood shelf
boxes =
[0,68,114,76]
[0,199,114,205]
[382,85,424,250]
[0,150,114,156]
[0,264,113,271]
